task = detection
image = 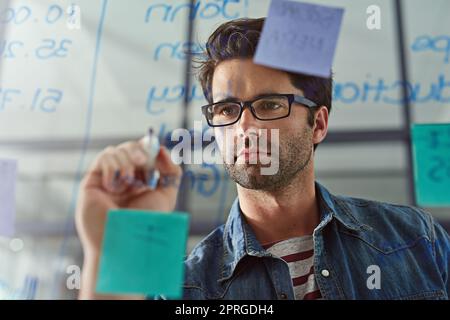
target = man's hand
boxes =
[75,138,182,299]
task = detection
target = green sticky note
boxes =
[96,209,190,298]
[412,124,450,207]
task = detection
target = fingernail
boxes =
[123,175,132,184]
[134,180,145,188]
[133,150,147,164]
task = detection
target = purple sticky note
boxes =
[254,0,344,78]
[0,159,17,237]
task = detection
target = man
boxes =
[76,18,450,300]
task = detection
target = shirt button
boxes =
[321,269,330,277]
[280,293,288,299]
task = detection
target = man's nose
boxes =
[236,107,258,133]
[234,106,265,148]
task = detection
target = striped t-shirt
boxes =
[262,235,322,300]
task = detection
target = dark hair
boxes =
[196,18,333,150]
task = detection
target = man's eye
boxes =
[222,107,232,114]
[261,102,281,110]
[220,106,237,116]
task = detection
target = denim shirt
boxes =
[160,182,450,300]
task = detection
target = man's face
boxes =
[211,58,316,191]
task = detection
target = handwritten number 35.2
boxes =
[35,39,72,59]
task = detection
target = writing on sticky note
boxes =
[96,209,190,298]
[412,124,450,207]
[254,0,344,78]
[0,159,17,237]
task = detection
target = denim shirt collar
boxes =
[218,181,368,283]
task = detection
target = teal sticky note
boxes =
[96,209,190,298]
[411,124,450,207]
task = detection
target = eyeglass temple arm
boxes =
[293,95,318,108]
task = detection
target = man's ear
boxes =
[312,106,329,145]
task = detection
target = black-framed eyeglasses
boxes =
[201,93,318,127]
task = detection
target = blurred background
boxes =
[0,0,449,299]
